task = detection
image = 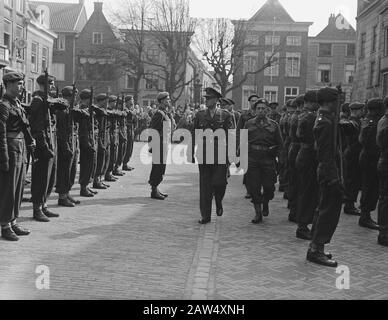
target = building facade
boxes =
[353,0,388,101]
[307,14,356,101]
[232,0,312,110]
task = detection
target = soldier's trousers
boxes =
[31,148,55,206]
[246,153,277,205]
[378,172,388,235]
[95,145,107,178]
[287,143,300,214]
[312,183,343,245]
[102,143,111,177]
[0,138,25,224]
[56,150,76,195]
[47,154,56,199]
[123,130,134,166]
[278,145,288,190]
[149,164,166,187]
[360,159,379,213]
[107,142,118,174]
[70,149,78,190]
[79,147,95,187]
[116,137,127,169]
[198,164,228,221]
[344,150,362,203]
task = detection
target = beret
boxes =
[37,74,55,85]
[96,93,108,101]
[248,94,260,102]
[286,99,294,108]
[254,98,269,108]
[304,91,318,103]
[367,98,383,110]
[341,103,350,113]
[79,89,91,100]
[317,87,339,105]
[156,92,169,102]
[108,95,118,103]
[349,102,364,110]
[291,99,298,108]
[125,95,134,102]
[204,87,222,99]
[295,94,305,106]
[219,98,230,106]
[61,86,77,97]
[269,102,279,107]
[3,71,24,83]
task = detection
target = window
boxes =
[145,71,159,90]
[345,64,355,83]
[284,87,299,103]
[42,47,48,72]
[52,63,65,81]
[243,52,258,74]
[245,33,259,45]
[264,52,279,76]
[383,73,388,97]
[318,64,331,83]
[146,48,159,63]
[319,43,332,56]
[126,74,135,89]
[3,19,12,50]
[369,61,376,87]
[242,86,256,110]
[93,32,103,45]
[15,25,24,60]
[385,27,388,56]
[31,42,39,72]
[265,35,280,46]
[286,36,301,46]
[372,25,378,53]
[38,9,46,25]
[16,0,23,12]
[4,0,13,8]
[55,34,66,51]
[285,52,301,77]
[264,86,278,103]
[347,43,355,57]
[360,32,366,58]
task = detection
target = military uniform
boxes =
[105,96,119,181]
[114,101,127,175]
[377,105,388,246]
[278,106,291,192]
[123,96,136,171]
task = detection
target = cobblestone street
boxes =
[0,142,387,300]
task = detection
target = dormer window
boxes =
[35,5,50,28]
[39,9,45,25]
[93,32,103,45]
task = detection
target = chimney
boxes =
[328,13,336,25]
[94,1,103,12]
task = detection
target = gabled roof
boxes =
[29,1,86,32]
[250,0,294,23]
[315,14,356,41]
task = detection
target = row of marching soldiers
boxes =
[238,88,388,268]
[0,71,137,241]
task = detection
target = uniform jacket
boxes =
[359,114,381,166]
[94,106,109,150]
[377,114,388,173]
[296,109,317,168]
[77,104,97,152]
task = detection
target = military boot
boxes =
[151,187,165,200]
[359,212,380,230]
[252,203,263,224]
[262,201,270,217]
[307,243,338,268]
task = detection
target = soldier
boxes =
[306,87,343,268]
[105,96,119,182]
[358,98,383,230]
[377,97,388,247]
[0,71,34,241]
[93,94,110,190]
[244,98,283,223]
[268,102,281,124]
[191,88,233,224]
[114,97,127,176]
[295,91,319,240]
[236,94,260,199]
[148,92,172,200]
[287,95,304,223]
[77,89,97,197]
[122,95,136,172]
[56,86,80,207]
[29,74,60,222]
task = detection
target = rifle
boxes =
[89,86,95,150]
[0,84,3,99]
[44,69,55,151]
[335,84,345,184]
[69,83,77,152]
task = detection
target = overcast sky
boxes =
[38,0,358,36]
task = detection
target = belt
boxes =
[250,144,269,151]
[7,131,24,139]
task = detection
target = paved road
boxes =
[0,142,387,300]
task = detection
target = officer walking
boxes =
[306,87,343,268]
[122,95,136,172]
[148,92,172,200]
[192,88,233,224]
[114,97,127,176]
[244,98,283,223]
[0,71,33,241]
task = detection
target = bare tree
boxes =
[194,18,281,96]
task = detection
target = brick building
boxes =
[232,0,312,110]
[30,0,87,89]
[306,13,356,101]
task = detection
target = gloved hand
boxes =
[0,161,9,172]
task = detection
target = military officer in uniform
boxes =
[377,97,388,247]
[358,98,383,230]
[114,97,127,176]
[122,95,136,171]
[307,87,343,268]
[244,98,283,223]
[268,102,281,124]
[30,74,60,222]
[105,95,119,182]
[192,88,233,224]
[236,94,260,199]
[295,91,319,240]
[148,92,172,200]
[0,71,33,241]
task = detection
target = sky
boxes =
[38,0,357,36]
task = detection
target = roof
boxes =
[315,14,356,41]
[29,1,86,32]
[250,0,294,23]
